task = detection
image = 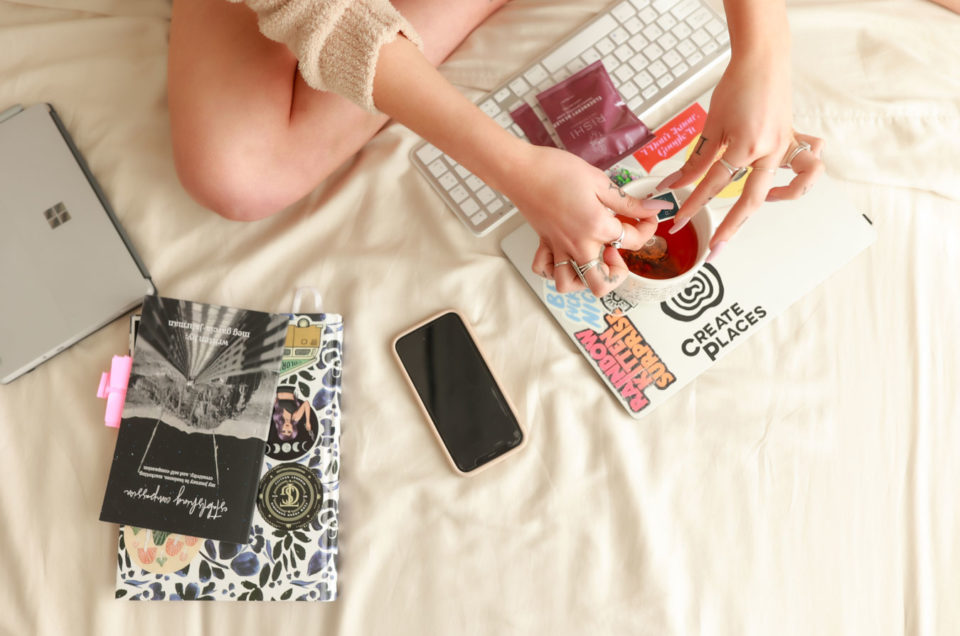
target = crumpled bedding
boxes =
[1,0,958,633]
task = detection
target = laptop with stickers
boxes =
[501,171,875,419]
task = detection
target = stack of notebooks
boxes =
[99,295,343,601]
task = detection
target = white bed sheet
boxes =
[1,0,958,634]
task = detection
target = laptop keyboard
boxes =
[410,0,731,236]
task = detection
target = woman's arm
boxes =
[372,37,669,296]
[663,0,823,260]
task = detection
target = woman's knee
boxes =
[171,130,322,222]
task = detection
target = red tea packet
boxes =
[509,102,558,148]
[536,61,654,170]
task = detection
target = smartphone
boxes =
[393,310,526,475]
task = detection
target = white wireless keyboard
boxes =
[411,0,731,236]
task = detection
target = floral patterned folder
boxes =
[115,312,343,601]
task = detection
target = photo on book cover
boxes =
[99,296,289,544]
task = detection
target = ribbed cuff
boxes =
[317,0,423,113]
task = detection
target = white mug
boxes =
[612,177,715,304]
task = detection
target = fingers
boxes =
[656,128,723,192]
[531,239,556,280]
[710,157,777,248]
[550,246,629,297]
[766,134,825,202]
[597,182,675,222]
[669,158,732,234]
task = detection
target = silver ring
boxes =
[608,226,626,250]
[554,260,572,268]
[573,257,602,285]
[781,141,812,169]
[718,157,749,182]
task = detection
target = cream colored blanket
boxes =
[1,0,958,633]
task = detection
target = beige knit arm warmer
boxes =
[228,0,423,112]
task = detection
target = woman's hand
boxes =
[659,5,824,261]
[495,143,671,297]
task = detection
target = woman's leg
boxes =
[168,0,509,221]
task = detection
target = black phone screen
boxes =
[395,312,523,472]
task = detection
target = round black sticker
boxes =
[257,463,322,531]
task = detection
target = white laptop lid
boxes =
[501,174,876,419]
[0,103,155,383]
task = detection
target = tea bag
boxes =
[535,61,654,170]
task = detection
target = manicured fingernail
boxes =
[668,216,689,235]
[706,241,727,263]
[641,198,674,210]
[656,170,682,191]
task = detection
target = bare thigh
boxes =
[168,0,509,221]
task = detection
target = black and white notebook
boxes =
[99,296,288,543]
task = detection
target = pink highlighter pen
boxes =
[97,355,132,428]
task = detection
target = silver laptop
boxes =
[0,103,155,384]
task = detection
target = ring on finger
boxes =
[554,260,572,267]
[608,225,626,250]
[781,141,812,170]
[574,257,603,285]
[717,157,749,182]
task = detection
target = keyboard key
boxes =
[628,96,644,112]
[542,13,617,72]
[672,61,689,76]
[691,28,710,47]
[461,198,480,216]
[494,87,512,102]
[486,199,504,214]
[657,13,678,31]
[658,32,678,50]
[470,210,488,226]
[508,77,531,96]
[449,185,469,203]
[596,38,616,57]
[524,64,549,86]
[642,84,659,99]
[454,164,471,178]
[628,33,649,50]
[615,65,635,83]
[612,1,635,22]
[662,49,683,68]
[602,55,621,74]
[415,143,442,165]
[638,6,658,23]
[670,0,700,21]
[656,73,673,89]
[716,30,729,45]
[634,70,654,88]
[615,44,634,62]
[648,60,669,78]
[687,8,711,29]
[479,99,500,117]
[438,172,458,190]
[687,51,704,67]
[581,47,602,65]
[677,39,696,58]
[642,43,665,61]
[619,81,639,99]
[428,159,447,177]
[623,16,643,34]
[609,27,629,45]
[629,53,649,72]
[642,23,663,41]
[705,18,725,35]
[510,124,523,137]
[465,175,485,191]
[476,186,497,204]
[495,111,513,128]
[702,41,719,56]
[672,22,692,40]
[567,58,586,74]
[653,0,680,12]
